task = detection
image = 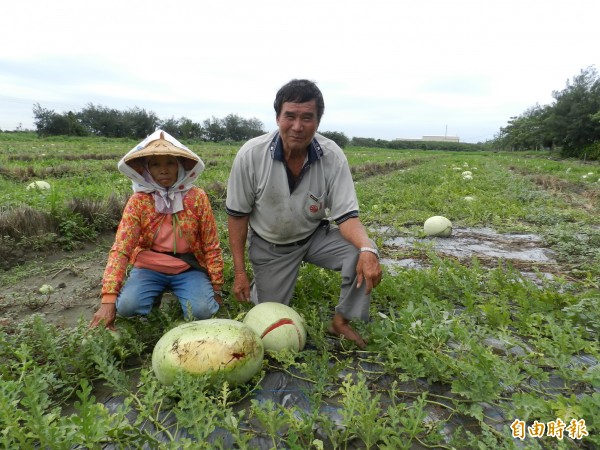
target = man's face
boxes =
[276,100,319,154]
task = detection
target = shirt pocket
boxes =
[303,191,327,220]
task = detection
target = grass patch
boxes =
[1,134,599,448]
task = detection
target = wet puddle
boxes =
[384,227,555,262]
[378,227,557,283]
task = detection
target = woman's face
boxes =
[148,155,179,188]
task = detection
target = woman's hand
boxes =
[89,303,117,330]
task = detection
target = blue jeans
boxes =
[116,267,219,320]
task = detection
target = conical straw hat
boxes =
[123,131,199,170]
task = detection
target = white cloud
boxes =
[1,0,598,142]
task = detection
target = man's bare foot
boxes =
[328,313,367,349]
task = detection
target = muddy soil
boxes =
[380,226,563,285]
[2,227,596,449]
[0,233,115,329]
[1,227,562,331]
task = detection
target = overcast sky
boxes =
[1,0,598,143]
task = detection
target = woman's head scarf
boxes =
[117,129,204,214]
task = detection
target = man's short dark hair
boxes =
[274,79,325,123]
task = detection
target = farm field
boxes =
[0,132,599,449]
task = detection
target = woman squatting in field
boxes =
[89,130,224,330]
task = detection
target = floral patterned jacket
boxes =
[101,186,224,296]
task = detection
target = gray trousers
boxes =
[248,224,371,321]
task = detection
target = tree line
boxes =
[32,103,267,143]
[493,66,600,160]
[350,136,483,152]
[31,103,356,148]
[29,103,358,149]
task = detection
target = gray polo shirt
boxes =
[226,131,359,245]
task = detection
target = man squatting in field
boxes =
[89,130,224,329]
[226,79,382,349]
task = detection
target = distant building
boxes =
[422,135,460,143]
[395,135,460,143]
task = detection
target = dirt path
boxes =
[2,224,566,332]
[0,233,114,330]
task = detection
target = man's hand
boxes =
[227,215,251,302]
[337,217,382,294]
[232,270,251,303]
[89,303,117,330]
[329,313,368,349]
[356,251,382,294]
